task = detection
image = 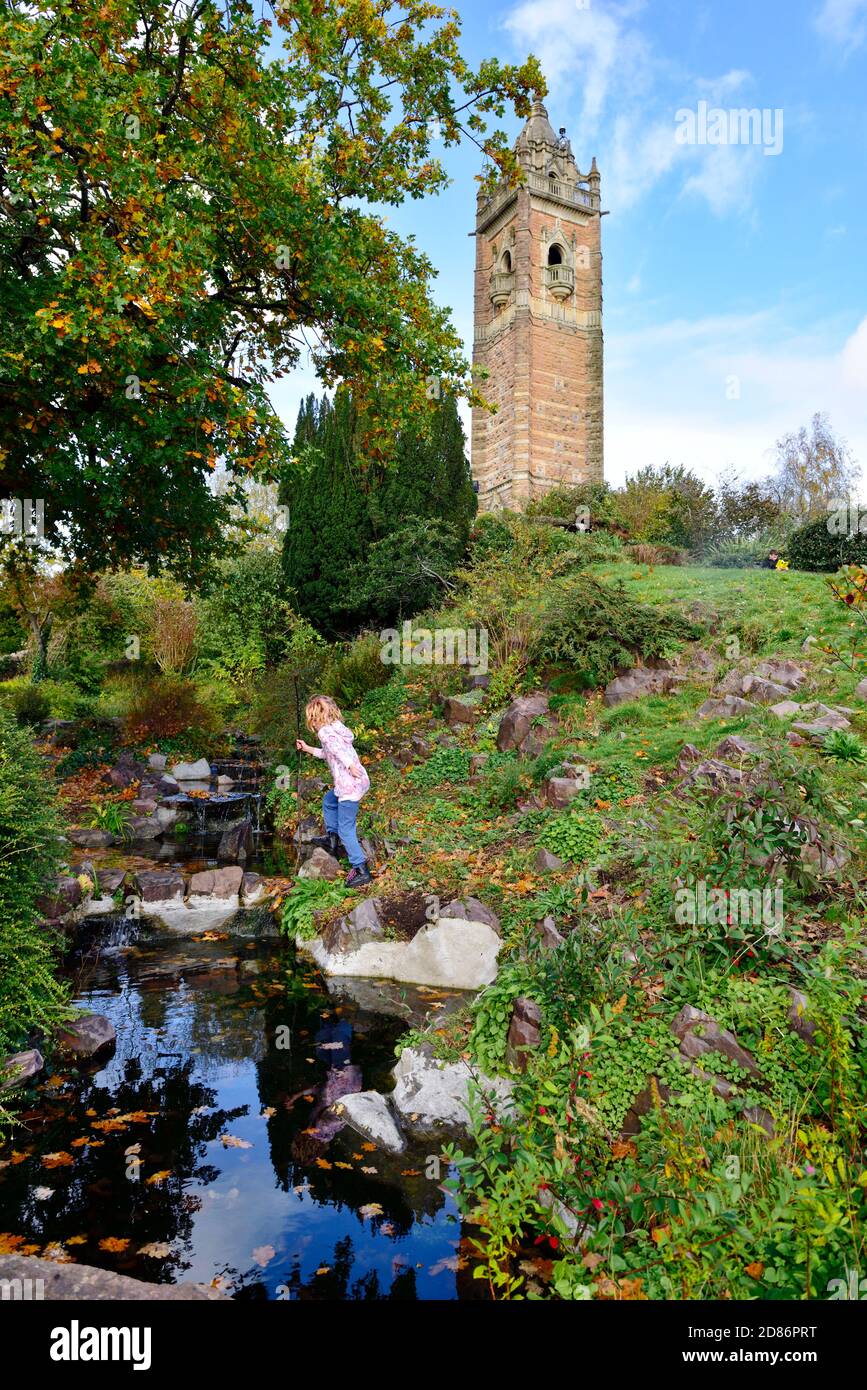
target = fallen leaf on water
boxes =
[139,1242,173,1259]
[360,1166,377,1175]
[146,1170,172,1186]
[359,1202,383,1219]
[315,1266,331,1276]
[70,1137,91,1149]
[42,1152,74,1168]
[9,1151,30,1165]
[219,1134,252,1149]
[92,1118,127,1133]
[400,1169,421,1177]
[351,1153,363,1161]
[252,1244,276,1268]
[99,1237,130,1253]
[67,1234,88,1246]
[260,1107,276,1118]
[124,1143,142,1156]
[42,1243,73,1263]
[334,1161,353,1170]
[361,1142,376,1152]
[314,1158,332,1170]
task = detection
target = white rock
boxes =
[170,758,211,781]
[147,752,167,771]
[338,1091,406,1154]
[390,1047,514,1137]
[298,915,501,990]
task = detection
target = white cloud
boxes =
[502,0,780,216]
[814,0,867,51]
[605,311,867,486]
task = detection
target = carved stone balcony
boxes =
[489,272,515,307]
[529,173,597,209]
[543,264,575,298]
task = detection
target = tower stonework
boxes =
[471,100,604,510]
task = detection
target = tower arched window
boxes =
[500,250,512,272]
[547,244,563,266]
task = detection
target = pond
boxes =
[0,924,480,1300]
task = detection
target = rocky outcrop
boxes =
[301,900,501,989]
[443,690,486,726]
[390,1046,514,1137]
[169,758,211,781]
[496,694,549,752]
[298,846,341,880]
[337,1091,406,1155]
[671,1004,760,1076]
[695,695,757,719]
[0,1048,44,1092]
[0,1253,228,1300]
[534,847,565,872]
[188,866,243,900]
[507,997,542,1070]
[55,1013,116,1061]
[67,828,115,849]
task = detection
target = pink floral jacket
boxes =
[310,720,370,802]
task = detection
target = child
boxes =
[296,694,372,887]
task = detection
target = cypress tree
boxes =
[280,390,476,633]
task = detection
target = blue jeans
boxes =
[323,790,366,867]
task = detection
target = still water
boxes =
[0,927,477,1299]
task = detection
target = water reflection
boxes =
[0,936,475,1300]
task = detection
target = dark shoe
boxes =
[345,863,372,888]
[310,831,342,857]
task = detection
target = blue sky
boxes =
[269,0,867,492]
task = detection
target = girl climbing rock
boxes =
[296,694,372,887]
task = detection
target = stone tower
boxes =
[471,100,604,510]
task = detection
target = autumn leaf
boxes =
[745,1261,764,1279]
[145,1170,172,1186]
[42,1151,74,1168]
[99,1237,130,1253]
[139,1242,173,1259]
[219,1134,252,1149]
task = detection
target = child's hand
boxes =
[296,738,312,754]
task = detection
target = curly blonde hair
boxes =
[305,694,342,732]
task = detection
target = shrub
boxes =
[525,481,626,533]
[8,681,50,726]
[533,574,699,685]
[323,632,392,708]
[150,595,197,674]
[0,707,69,1058]
[123,675,216,744]
[705,537,771,568]
[358,673,407,729]
[787,513,867,572]
[624,542,686,566]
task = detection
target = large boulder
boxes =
[443,689,486,726]
[304,911,501,989]
[241,872,267,905]
[753,659,806,691]
[696,695,757,719]
[496,693,549,752]
[169,758,211,781]
[534,847,565,873]
[298,846,341,881]
[544,776,584,809]
[56,1013,116,1061]
[603,668,666,708]
[337,1091,406,1155]
[390,1046,514,1137]
[671,1004,760,1076]
[37,876,82,921]
[507,997,542,1071]
[188,866,244,900]
[67,827,115,849]
[128,815,163,841]
[135,870,184,904]
[678,758,744,792]
[740,675,793,704]
[0,1049,44,1092]
[438,897,500,932]
[217,819,252,861]
[322,897,385,954]
[0,1253,227,1300]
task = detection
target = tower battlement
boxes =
[471,99,604,510]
